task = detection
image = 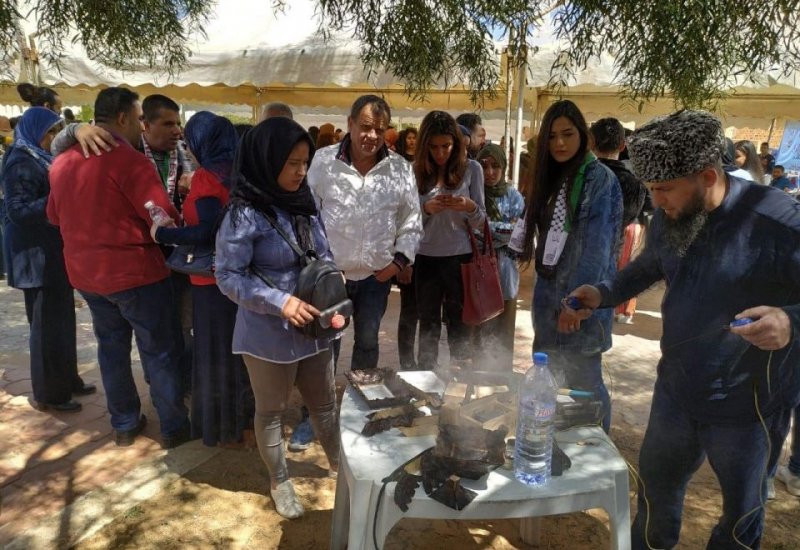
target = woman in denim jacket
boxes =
[519,100,622,432]
[215,118,339,519]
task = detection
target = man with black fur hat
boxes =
[566,110,800,549]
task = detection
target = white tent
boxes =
[0,0,502,113]
[2,1,799,130]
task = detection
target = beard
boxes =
[663,189,708,258]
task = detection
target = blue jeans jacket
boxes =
[215,206,333,364]
[533,160,622,355]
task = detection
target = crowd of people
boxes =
[1,82,799,548]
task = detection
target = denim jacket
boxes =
[533,160,622,355]
[215,205,333,363]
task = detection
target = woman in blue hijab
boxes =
[152,111,253,447]
[2,107,94,412]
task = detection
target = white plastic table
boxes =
[330,371,631,550]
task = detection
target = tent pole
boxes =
[511,24,527,187]
[503,27,515,163]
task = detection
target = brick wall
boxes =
[731,123,785,149]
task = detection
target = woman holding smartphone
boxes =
[414,111,486,370]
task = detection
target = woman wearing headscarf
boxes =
[215,117,340,519]
[151,111,253,447]
[2,107,93,411]
[475,144,525,372]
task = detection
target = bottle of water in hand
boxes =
[514,351,557,486]
[144,200,173,227]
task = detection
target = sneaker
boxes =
[115,415,147,447]
[271,479,304,519]
[767,477,776,500]
[615,314,634,324]
[288,417,314,452]
[776,465,800,497]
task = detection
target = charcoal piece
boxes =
[361,411,422,436]
[392,471,422,512]
[429,476,477,510]
[420,451,449,494]
[551,439,572,476]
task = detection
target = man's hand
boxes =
[178,172,194,195]
[558,308,583,334]
[150,224,160,243]
[397,265,413,285]
[374,262,401,283]
[281,296,320,327]
[75,124,118,158]
[566,285,603,320]
[729,306,793,350]
[424,195,448,215]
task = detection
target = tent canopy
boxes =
[2,1,799,127]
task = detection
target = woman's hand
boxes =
[424,195,448,215]
[281,296,320,327]
[444,195,477,212]
[75,124,118,158]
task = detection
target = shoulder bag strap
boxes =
[260,210,307,258]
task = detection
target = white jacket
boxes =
[308,144,423,281]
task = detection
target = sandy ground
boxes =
[75,277,800,549]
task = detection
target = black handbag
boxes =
[250,212,352,339]
[166,243,215,277]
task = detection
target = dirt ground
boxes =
[76,282,800,550]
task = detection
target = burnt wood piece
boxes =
[434,424,507,466]
[429,475,477,511]
[392,471,423,512]
[345,368,413,409]
[361,410,423,436]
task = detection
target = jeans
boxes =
[333,276,391,371]
[415,253,472,370]
[80,278,188,436]
[632,381,778,550]
[547,351,611,433]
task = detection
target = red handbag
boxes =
[461,219,505,326]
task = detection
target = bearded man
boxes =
[565,110,800,549]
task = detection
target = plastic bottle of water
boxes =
[144,200,173,227]
[514,351,557,486]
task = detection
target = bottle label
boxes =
[534,404,556,419]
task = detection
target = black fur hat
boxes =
[628,110,724,182]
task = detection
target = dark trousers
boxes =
[632,381,778,550]
[790,405,800,474]
[548,351,611,433]
[415,253,472,370]
[80,278,188,436]
[23,284,81,404]
[474,299,517,373]
[397,275,418,370]
[332,276,392,370]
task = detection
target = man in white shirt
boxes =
[307,95,422,371]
